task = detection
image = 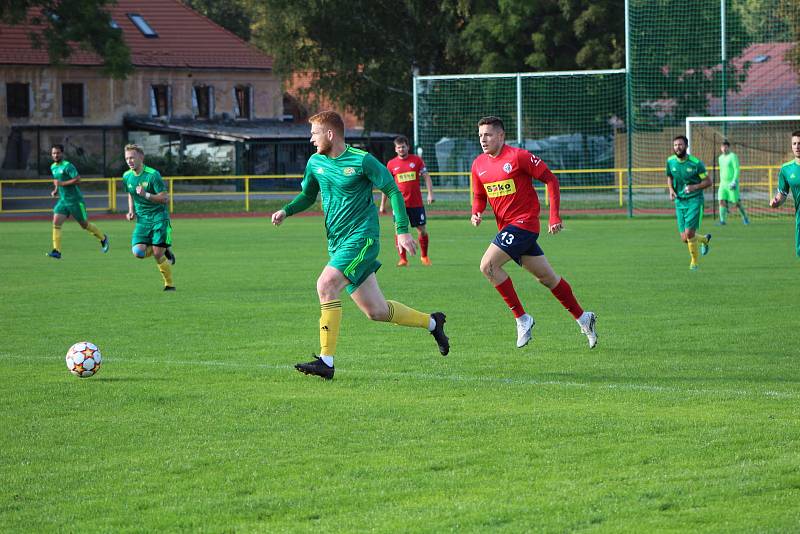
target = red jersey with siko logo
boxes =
[471,144,561,233]
[387,154,426,208]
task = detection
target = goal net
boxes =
[686,116,800,220]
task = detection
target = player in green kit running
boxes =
[122,144,176,290]
[666,135,712,270]
[271,111,449,379]
[717,140,749,225]
[769,130,800,256]
[46,144,109,259]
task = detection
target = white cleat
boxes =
[578,311,598,349]
[515,313,535,348]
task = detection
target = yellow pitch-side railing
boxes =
[0,166,784,214]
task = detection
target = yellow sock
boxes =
[52,225,62,251]
[145,246,153,258]
[687,237,699,265]
[696,234,708,245]
[386,300,430,328]
[85,222,104,240]
[156,256,173,286]
[320,300,342,356]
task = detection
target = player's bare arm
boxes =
[549,222,563,234]
[135,185,168,204]
[423,171,435,204]
[668,178,677,200]
[379,193,388,214]
[684,177,712,194]
[471,212,482,226]
[125,193,135,220]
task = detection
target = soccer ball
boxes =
[66,342,102,378]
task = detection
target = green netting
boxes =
[414,0,799,216]
[628,0,799,216]
[415,71,627,213]
[686,117,800,220]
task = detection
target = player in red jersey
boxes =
[380,136,435,266]
[470,116,597,349]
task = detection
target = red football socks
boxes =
[550,277,583,319]
[495,277,525,318]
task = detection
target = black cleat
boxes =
[165,248,176,265]
[46,249,61,259]
[164,286,176,291]
[295,355,334,380]
[430,312,449,356]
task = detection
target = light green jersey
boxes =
[51,160,83,203]
[777,160,800,217]
[122,165,169,223]
[718,152,740,187]
[284,145,409,252]
[666,154,707,201]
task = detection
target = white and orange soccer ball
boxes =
[65,342,102,378]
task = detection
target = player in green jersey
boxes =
[717,140,749,225]
[666,135,712,270]
[769,130,800,257]
[271,111,449,379]
[46,144,109,259]
[123,144,176,290]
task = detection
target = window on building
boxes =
[192,86,213,119]
[62,83,84,117]
[6,83,30,118]
[151,85,170,117]
[127,14,158,37]
[234,86,251,119]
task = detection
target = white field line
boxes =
[12,353,797,400]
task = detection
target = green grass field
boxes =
[2,215,799,532]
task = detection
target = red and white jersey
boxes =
[387,154,427,208]
[471,144,561,233]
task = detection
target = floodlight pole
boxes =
[516,74,523,146]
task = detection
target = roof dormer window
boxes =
[128,14,158,37]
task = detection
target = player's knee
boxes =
[132,246,146,258]
[538,272,559,288]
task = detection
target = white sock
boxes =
[577,311,590,325]
[319,355,334,367]
[516,313,531,324]
[428,316,436,331]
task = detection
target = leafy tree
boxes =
[247,0,624,133]
[248,0,475,133]
[183,0,252,41]
[1,0,132,78]
[629,0,750,124]
[459,0,624,73]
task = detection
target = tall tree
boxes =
[183,0,252,41]
[248,0,623,133]
[1,0,132,78]
[249,0,473,133]
[459,0,624,73]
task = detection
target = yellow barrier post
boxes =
[618,171,624,207]
[111,178,117,211]
[0,181,3,213]
[169,178,174,213]
[245,176,250,212]
[544,184,549,206]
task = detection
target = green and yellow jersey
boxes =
[666,154,707,201]
[122,166,169,223]
[718,152,740,187]
[51,160,83,203]
[777,160,800,217]
[283,145,409,251]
